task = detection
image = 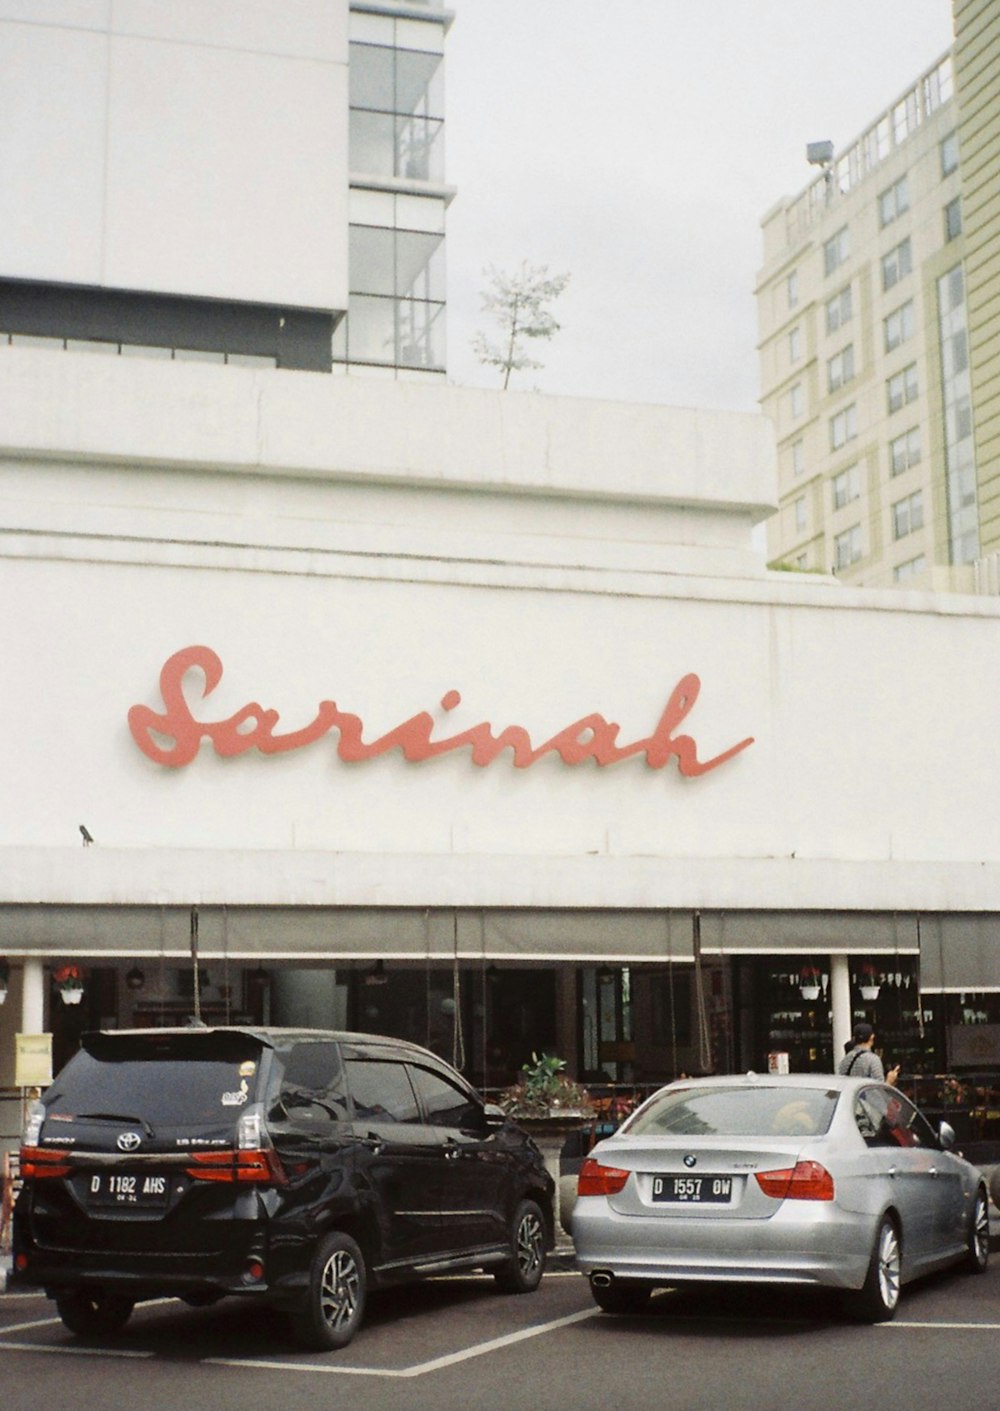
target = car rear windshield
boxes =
[625,1085,839,1139]
[41,1032,265,1129]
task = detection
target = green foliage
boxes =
[498,1051,594,1119]
[473,262,570,389]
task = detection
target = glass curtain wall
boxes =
[340,38,446,372]
[937,265,979,564]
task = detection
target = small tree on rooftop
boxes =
[473,261,570,390]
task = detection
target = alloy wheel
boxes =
[876,1219,901,1311]
[320,1247,362,1333]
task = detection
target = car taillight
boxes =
[19,1146,72,1180]
[185,1148,287,1185]
[577,1157,631,1197]
[756,1160,835,1201]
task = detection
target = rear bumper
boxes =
[10,1215,301,1304]
[571,1197,874,1292]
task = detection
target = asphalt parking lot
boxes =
[2,1252,999,1411]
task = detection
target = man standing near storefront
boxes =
[838,1022,900,1085]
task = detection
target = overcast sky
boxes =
[444,0,956,413]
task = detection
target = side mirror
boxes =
[938,1119,956,1150]
[483,1103,507,1130]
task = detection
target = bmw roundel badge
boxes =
[683,1154,697,1168]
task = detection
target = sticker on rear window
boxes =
[222,1078,249,1107]
[239,1061,256,1077]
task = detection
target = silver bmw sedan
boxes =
[571,1072,990,1321]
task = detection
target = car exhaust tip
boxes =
[590,1271,613,1289]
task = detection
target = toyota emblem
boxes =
[117,1132,142,1152]
[683,1154,697,1168]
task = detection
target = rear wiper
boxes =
[74,1111,156,1138]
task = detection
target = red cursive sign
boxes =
[127,645,754,778]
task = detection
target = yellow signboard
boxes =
[15,1033,53,1088]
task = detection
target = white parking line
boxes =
[0,1341,153,1359]
[886,1320,1000,1331]
[205,1308,596,1378]
[0,1316,64,1335]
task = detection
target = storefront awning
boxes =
[696,911,921,955]
[0,905,694,964]
[4,906,997,984]
[918,915,1000,993]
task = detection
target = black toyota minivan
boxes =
[12,1027,554,1349]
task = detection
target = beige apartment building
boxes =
[757,0,999,592]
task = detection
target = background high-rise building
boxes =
[756,51,970,590]
[756,2,1000,593]
[0,0,451,379]
[953,0,1000,580]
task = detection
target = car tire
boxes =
[847,1215,901,1322]
[493,1199,546,1294]
[590,1279,652,1315]
[290,1231,367,1351]
[55,1290,135,1336]
[963,1186,990,1274]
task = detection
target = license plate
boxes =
[652,1175,733,1204]
[87,1172,170,1208]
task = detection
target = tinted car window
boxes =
[857,1086,936,1148]
[345,1059,420,1123]
[409,1065,483,1130]
[41,1035,262,1127]
[278,1043,348,1123]
[625,1085,838,1138]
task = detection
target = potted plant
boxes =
[53,964,85,1006]
[0,958,8,1006]
[499,1052,595,1121]
[858,962,881,1002]
[798,965,821,1001]
[499,1054,595,1240]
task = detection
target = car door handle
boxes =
[444,1143,461,1161]
[928,1167,939,1178]
[887,1166,897,1179]
[362,1133,384,1156]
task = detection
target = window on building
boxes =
[338,225,446,370]
[892,490,924,539]
[828,344,855,392]
[950,393,973,442]
[936,263,979,566]
[944,328,969,378]
[894,554,927,583]
[791,439,805,476]
[823,227,850,276]
[830,404,858,450]
[884,300,916,352]
[944,196,963,241]
[881,238,913,291]
[794,495,807,532]
[825,285,853,335]
[834,524,863,570]
[940,130,959,177]
[787,270,799,309]
[349,42,445,183]
[788,327,802,363]
[832,464,860,510]
[889,427,921,475]
[887,363,919,414]
[789,383,804,420]
[879,175,910,227]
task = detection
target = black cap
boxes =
[852,1021,874,1044]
